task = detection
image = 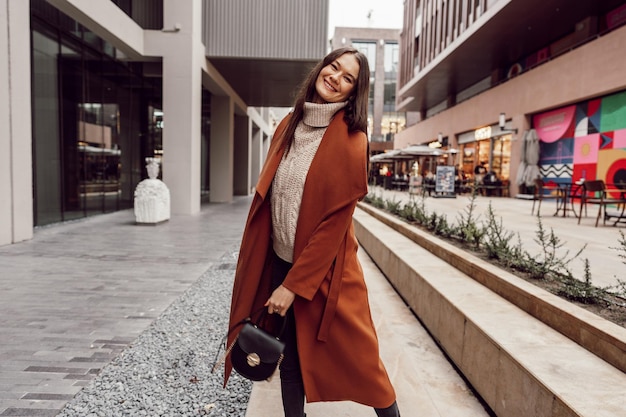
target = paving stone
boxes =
[0,408,59,416]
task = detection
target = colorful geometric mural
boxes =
[574,134,600,164]
[613,127,626,148]
[598,149,626,193]
[601,91,626,132]
[533,90,626,187]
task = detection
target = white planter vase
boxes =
[134,158,170,224]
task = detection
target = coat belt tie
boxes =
[317,238,346,342]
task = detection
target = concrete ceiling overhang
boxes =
[46,0,318,110]
[208,57,318,108]
[398,0,625,113]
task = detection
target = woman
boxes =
[224,47,401,417]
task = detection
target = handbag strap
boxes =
[253,308,288,339]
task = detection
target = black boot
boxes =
[280,381,305,417]
[374,400,401,417]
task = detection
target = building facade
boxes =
[396,0,626,195]
[0,0,328,246]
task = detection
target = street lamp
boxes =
[498,112,518,135]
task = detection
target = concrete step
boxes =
[353,205,626,417]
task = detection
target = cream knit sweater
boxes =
[271,101,347,263]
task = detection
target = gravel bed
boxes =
[57,248,252,417]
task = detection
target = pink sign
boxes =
[607,4,626,29]
[533,105,576,143]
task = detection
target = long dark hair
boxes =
[279,47,370,152]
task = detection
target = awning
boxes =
[370,146,458,162]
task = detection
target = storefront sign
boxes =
[533,105,575,143]
[474,126,492,140]
[435,165,455,193]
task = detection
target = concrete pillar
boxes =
[373,39,386,141]
[233,114,250,196]
[250,125,262,191]
[161,0,202,215]
[210,95,234,202]
[0,0,33,246]
[263,133,270,170]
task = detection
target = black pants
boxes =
[270,252,400,417]
[271,253,305,417]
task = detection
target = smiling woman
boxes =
[222,46,402,417]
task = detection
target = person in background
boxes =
[482,169,502,196]
[473,161,487,194]
[474,161,487,184]
[223,47,402,417]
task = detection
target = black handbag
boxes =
[213,310,286,382]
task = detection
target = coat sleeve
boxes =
[281,197,358,301]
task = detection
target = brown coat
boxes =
[225,111,396,407]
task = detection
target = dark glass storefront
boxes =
[30,1,163,226]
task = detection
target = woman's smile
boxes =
[323,79,337,92]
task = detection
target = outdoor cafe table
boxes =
[554,181,583,218]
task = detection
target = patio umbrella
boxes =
[515,134,528,186]
[399,145,445,157]
[523,129,541,186]
[516,129,541,187]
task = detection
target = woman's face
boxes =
[314,53,360,104]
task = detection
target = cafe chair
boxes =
[576,179,626,227]
[531,178,559,216]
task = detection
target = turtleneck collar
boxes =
[302,101,347,128]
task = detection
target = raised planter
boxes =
[354,203,626,417]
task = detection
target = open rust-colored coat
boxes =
[224,111,396,407]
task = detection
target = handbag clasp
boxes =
[246,352,261,367]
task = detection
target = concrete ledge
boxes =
[356,202,626,373]
[353,205,626,417]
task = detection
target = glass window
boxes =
[58,39,85,221]
[478,139,490,170]
[32,7,162,226]
[110,0,164,30]
[460,144,476,178]
[353,41,377,77]
[102,80,122,213]
[381,113,406,141]
[384,81,396,112]
[384,42,399,76]
[353,41,377,138]
[492,136,512,180]
[82,26,103,52]
[32,29,63,225]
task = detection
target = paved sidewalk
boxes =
[370,186,626,288]
[0,199,251,416]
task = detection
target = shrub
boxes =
[362,190,626,313]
